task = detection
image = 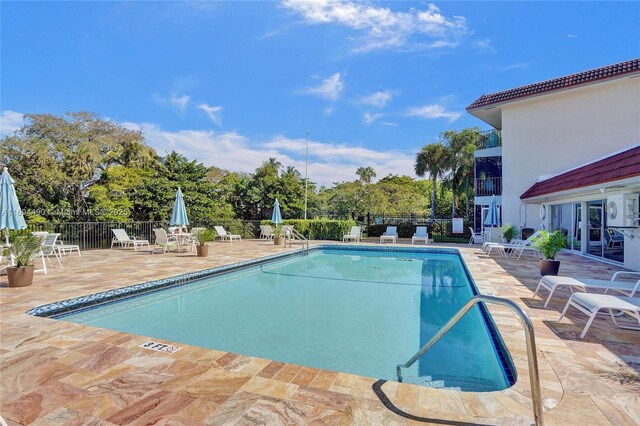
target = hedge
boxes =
[261,219,356,241]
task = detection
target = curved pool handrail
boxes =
[396,295,544,426]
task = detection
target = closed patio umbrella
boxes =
[484,195,501,240]
[271,198,282,226]
[170,187,190,227]
[0,167,27,245]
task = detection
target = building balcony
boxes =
[477,129,502,150]
[475,177,502,196]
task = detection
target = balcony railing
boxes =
[477,129,502,150]
[475,177,502,196]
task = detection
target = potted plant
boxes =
[534,230,567,276]
[501,223,519,244]
[192,228,214,257]
[4,234,42,287]
[273,226,284,246]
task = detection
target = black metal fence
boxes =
[23,216,472,250]
[26,220,264,250]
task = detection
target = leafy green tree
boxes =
[415,142,451,220]
[0,112,156,221]
[441,128,479,219]
[356,166,377,184]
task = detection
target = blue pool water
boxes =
[56,248,514,391]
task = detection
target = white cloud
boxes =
[300,72,344,101]
[0,110,24,136]
[405,104,461,123]
[282,0,467,52]
[473,38,493,51]
[358,90,393,108]
[153,92,190,112]
[363,112,383,125]
[122,121,415,186]
[567,34,578,39]
[197,103,223,126]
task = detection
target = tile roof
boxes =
[468,59,640,110]
[520,145,640,200]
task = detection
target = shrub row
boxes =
[261,219,356,241]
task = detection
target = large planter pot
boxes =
[196,245,209,257]
[274,236,284,246]
[539,259,560,276]
[7,265,35,287]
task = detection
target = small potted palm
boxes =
[4,233,42,287]
[193,228,214,257]
[534,230,567,276]
[273,225,284,246]
[501,224,519,244]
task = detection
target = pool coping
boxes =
[26,244,517,390]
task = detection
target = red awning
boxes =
[520,145,640,200]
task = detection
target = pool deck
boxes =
[1,240,639,425]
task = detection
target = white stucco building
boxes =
[467,59,640,270]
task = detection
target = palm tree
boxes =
[442,128,479,219]
[356,166,376,184]
[415,142,450,220]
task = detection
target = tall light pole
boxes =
[304,130,309,220]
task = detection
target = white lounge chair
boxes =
[380,226,398,244]
[33,233,63,274]
[412,226,429,245]
[55,237,81,256]
[214,226,241,242]
[260,225,274,240]
[111,229,150,250]
[468,227,484,244]
[483,230,543,259]
[343,226,362,242]
[152,228,178,254]
[558,293,640,338]
[534,271,640,307]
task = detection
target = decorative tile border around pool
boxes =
[25,244,516,388]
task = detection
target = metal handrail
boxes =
[396,295,544,426]
[285,228,310,253]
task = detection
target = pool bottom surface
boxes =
[58,248,513,391]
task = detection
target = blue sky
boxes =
[2,1,639,185]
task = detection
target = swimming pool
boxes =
[32,246,515,391]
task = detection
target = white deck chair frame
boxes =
[468,227,484,245]
[111,229,150,250]
[558,293,640,338]
[412,227,429,245]
[534,271,640,307]
[343,226,362,242]
[152,228,178,254]
[380,226,398,244]
[260,225,274,240]
[214,226,241,242]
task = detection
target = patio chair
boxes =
[468,227,484,245]
[604,229,624,249]
[55,237,81,257]
[412,226,429,245]
[534,271,640,307]
[380,226,398,244]
[33,233,63,274]
[558,293,640,338]
[152,228,178,254]
[214,226,241,242]
[343,226,362,242]
[260,225,274,240]
[483,230,543,259]
[281,225,294,243]
[111,229,150,251]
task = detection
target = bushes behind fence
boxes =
[261,219,356,241]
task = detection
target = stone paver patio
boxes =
[1,240,639,425]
